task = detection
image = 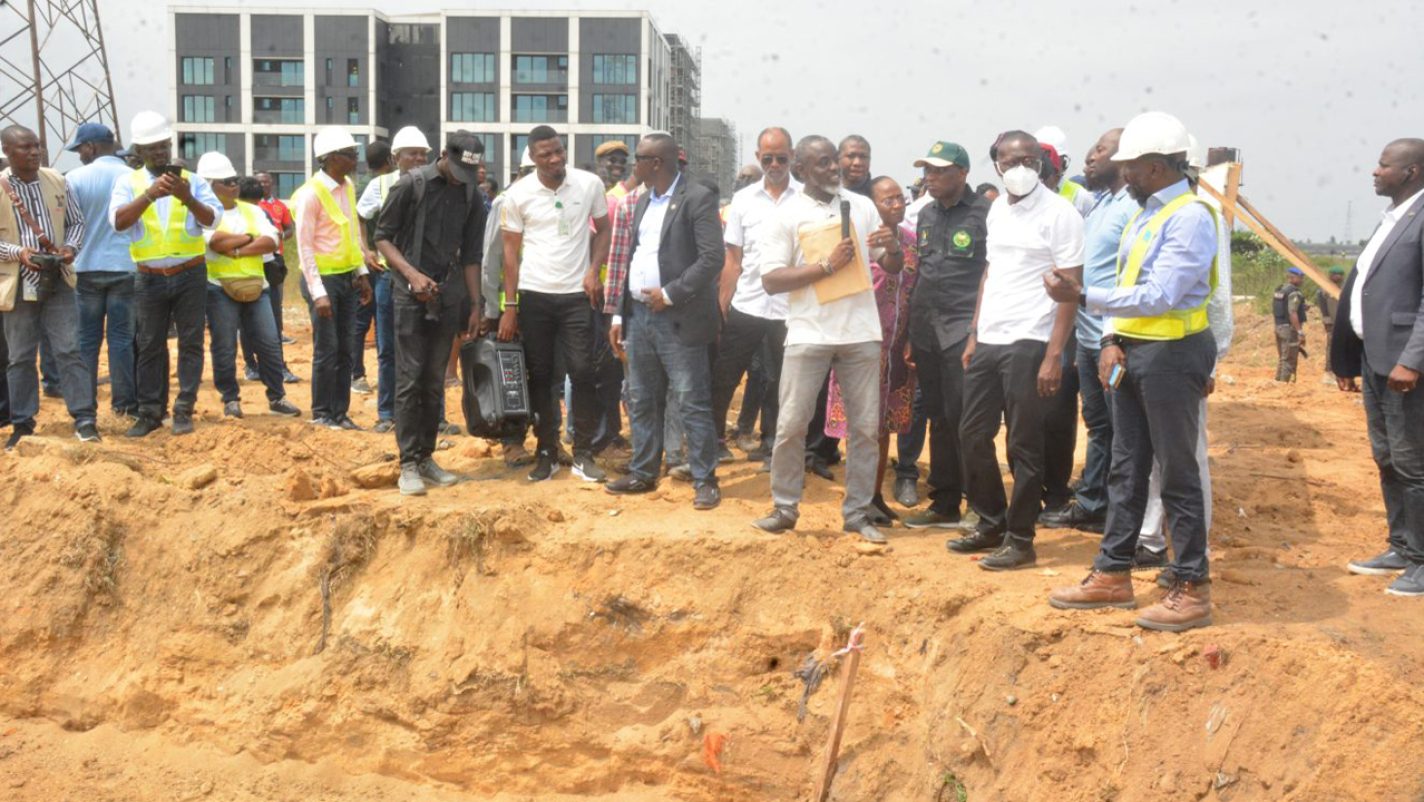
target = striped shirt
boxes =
[0,173,85,294]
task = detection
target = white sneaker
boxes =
[398,464,427,496]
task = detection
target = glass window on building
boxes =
[591,94,637,124]
[451,53,496,84]
[347,59,360,88]
[450,92,496,123]
[512,94,567,123]
[181,57,214,86]
[255,96,304,124]
[513,55,568,84]
[348,97,360,125]
[591,54,636,85]
[179,132,225,161]
[181,95,215,123]
[255,134,305,162]
[274,172,303,200]
[253,59,304,87]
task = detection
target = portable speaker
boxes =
[459,335,531,440]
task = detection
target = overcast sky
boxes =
[94,0,1424,241]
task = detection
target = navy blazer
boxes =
[1330,191,1424,377]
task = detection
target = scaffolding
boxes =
[663,33,700,155]
[0,0,120,165]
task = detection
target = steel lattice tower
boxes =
[0,0,120,165]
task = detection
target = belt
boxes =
[137,256,204,276]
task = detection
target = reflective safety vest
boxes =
[128,169,206,263]
[1059,179,1085,205]
[206,202,266,280]
[297,174,362,274]
[1111,193,1219,341]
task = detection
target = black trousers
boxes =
[305,271,359,421]
[392,282,461,465]
[0,322,8,424]
[1041,341,1080,509]
[711,305,785,447]
[960,340,1048,543]
[520,290,597,456]
[243,257,289,370]
[913,338,968,516]
[589,307,625,451]
[1094,331,1215,581]
[134,265,207,422]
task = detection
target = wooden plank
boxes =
[812,625,865,802]
[1222,162,1242,230]
[1197,181,1341,298]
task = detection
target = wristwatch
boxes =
[1078,290,1087,307]
[818,259,833,276]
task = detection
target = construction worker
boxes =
[195,152,302,421]
[1043,111,1220,631]
[357,125,430,433]
[109,111,221,438]
[1273,267,1307,382]
[1035,126,1094,217]
[293,127,376,429]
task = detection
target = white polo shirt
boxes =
[761,187,885,347]
[977,185,1085,345]
[724,178,802,320]
[500,166,607,295]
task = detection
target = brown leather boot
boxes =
[1048,570,1136,610]
[1136,580,1212,632]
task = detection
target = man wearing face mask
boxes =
[712,126,800,466]
[1043,111,1220,631]
[948,131,1083,571]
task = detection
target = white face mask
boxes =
[1001,165,1040,196]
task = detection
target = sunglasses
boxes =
[214,177,240,187]
[760,154,789,166]
[634,154,660,162]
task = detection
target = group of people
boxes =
[3,107,1423,630]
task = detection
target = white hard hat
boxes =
[313,126,358,159]
[390,126,429,154]
[196,151,237,181]
[1112,111,1192,162]
[1186,133,1207,171]
[1033,125,1068,154]
[129,111,172,146]
[520,146,534,169]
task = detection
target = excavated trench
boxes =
[3,428,1424,801]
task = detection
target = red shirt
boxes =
[259,197,293,237]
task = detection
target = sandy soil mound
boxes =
[2,305,1422,801]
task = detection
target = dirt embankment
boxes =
[2,305,1423,802]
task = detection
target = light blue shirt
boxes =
[1085,178,1216,322]
[627,172,680,305]
[67,155,135,273]
[1076,186,1138,344]
[107,166,222,268]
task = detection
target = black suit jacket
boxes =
[619,174,724,345]
[1330,191,1424,378]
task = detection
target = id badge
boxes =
[21,277,36,302]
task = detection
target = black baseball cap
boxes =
[445,131,483,185]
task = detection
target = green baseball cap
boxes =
[914,141,969,170]
[1329,266,1345,275]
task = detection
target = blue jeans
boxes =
[207,285,286,404]
[354,269,395,420]
[303,271,359,421]
[135,266,207,422]
[1073,344,1113,516]
[1362,353,1424,564]
[75,271,137,414]
[242,258,291,374]
[624,302,717,486]
[894,386,928,480]
[4,281,96,428]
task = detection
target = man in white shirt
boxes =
[498,125,612,483]
[949,130,1084,571]
[712,126,800,464]
[1331,138,1424,596]
[751,135,904,544]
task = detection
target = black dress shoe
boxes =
[893,476,919,507]
[4,423,34,451]
[946,529,1005,553]
[806,459,834,480]
[335,415,363,431]
[1039,501,1106,532]
[125,417,162,438]
[871,494,900,522]
[1132,544,1169,570]
[752,508,797,533]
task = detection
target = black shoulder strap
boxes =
[407,168,429,270]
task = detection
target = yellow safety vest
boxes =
[128,169,206,263]
[298,174,362,274]
[205,202,266,280]
[1112,193,1219,341]
[1059,179,1086,205]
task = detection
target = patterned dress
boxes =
[825,222,919,438]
